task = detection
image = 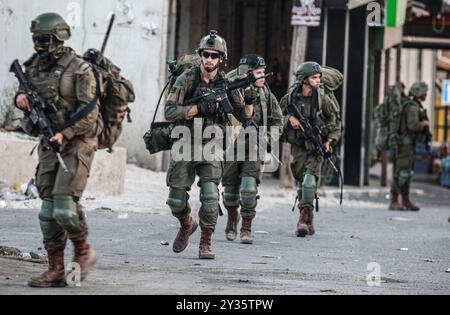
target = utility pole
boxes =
[280,26,309,188]
[380,48,391,187]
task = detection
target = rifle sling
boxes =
[58,96,99,132]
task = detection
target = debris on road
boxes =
[118,213,129,219]
[0,246,47,264]
[261,255,281,259]
[390,217,415,222]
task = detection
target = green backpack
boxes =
[83,49,135,152]
[143,53,201,155]
[374,85,404,151]
[318,66,343,187]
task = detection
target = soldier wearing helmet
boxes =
[222,54,283,244]
[14,13,101,287]
[164,31,252,259]
[280,61,342,237]
[390,81,430,211]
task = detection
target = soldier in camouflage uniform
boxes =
[389,82,430,211]
[15,13,101,287]
[222,54,283,244]
[280,62,341,237]
[164,31,252,259]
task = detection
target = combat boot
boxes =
[401,190,420,211]
[225,209,240,241]
[389,191,403,210]
[28,247,66,287]
[199,228,215,259]
[296,207,311,237]
[72,240,96,281]
[240,218,254,244]
[173,214,198,253]
[306,210,315,235]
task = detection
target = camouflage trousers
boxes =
[166,159,223,229]
[36,140,95,249]
[291,144,324,210]
[391,143,415,193]
[222,156,262,219]
[36,140,96,199]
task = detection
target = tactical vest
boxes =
[253,85,274,128]
[285,87,328,147]
[185,67,228,127]
[399,99,427,145]
[226,69,273,129]
[25,49,89,132]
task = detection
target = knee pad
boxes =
[200,182,219,214]
[38,198,61,242]
[38,198,54,222]
[301,174,317,204]
[240,176,258,210]
[223,185,240,209]
[166,188,188,214]
[296,182,303,200]
[52,195,80,233]
[398,170,413,188]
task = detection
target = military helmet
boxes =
[30,13,71,41]
[409,81,428,98]
[198,30,228,60]
[237,54,266,75]
[295,61,322,83]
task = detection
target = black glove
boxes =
[199,100,218,116]
[244,87,257,105]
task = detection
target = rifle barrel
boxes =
[100,14,116,55]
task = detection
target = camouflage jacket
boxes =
[399,98,429,145]
[280,87,342,146]
[17,47,100,147]
[164,65,249,133]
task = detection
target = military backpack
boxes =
[83,49,135,152]
[143,53,201,155]
[374,85,404,151]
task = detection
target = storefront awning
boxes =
[323,0,373,10]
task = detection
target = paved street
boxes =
[1,166,449,295]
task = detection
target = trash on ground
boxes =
[0,246,47,264]
[118,213,129,219]
[390,217,415,222]
[261,255,281,259]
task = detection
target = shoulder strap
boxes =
[187,66,201,100]
[264,82,273,120]
[311,89,319,122]
[151,79,171,126]
[24,53,38,67]
[58,97,98,132]
[57,67,100,132]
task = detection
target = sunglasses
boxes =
[32,34,53,46]
[202,51,221,59]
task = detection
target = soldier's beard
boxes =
[204,64,218,73]
[202,60,221,73]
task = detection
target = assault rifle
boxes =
[10,60,70,173]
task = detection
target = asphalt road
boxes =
[0,180,449,295]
